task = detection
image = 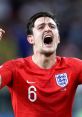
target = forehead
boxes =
[34,17,56,26]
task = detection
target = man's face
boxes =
[30,17,60,55]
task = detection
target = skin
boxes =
[0,29,5,40]
[0,29,5,85]
[27,17,60,69]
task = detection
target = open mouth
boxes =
[43,36,53,45]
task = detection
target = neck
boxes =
[32,52,56,69]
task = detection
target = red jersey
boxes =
[0,56,82,117]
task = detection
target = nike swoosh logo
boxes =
[26,80,36,84]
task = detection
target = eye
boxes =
[49,24,56,29]
[38,25,45,30]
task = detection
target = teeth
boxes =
[43,36,52,41]
[44,35,52,38]
[42,32,53,45]
[43,35,53,40]
[45,36,51,38]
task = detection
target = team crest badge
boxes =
[55,73,68,87]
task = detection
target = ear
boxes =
[27,35,34,44]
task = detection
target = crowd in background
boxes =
[0,0,82,116]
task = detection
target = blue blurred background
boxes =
[0,0,82,117]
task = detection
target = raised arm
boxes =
[0,28,13,88]
[0,28,5,40]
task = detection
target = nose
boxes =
[44,24,51,31]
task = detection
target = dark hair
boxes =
[26,11,56,35]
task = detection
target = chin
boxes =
[41,50,55,56]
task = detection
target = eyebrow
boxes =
[35,23,56,27]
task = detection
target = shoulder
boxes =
[12,56,32,68]
[64,57,82,64]
[57,56,82,67]
[1,56,32,69]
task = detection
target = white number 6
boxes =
[28,86,37,102]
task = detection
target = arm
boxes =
[0,29,13,88]
[0,61,14,88]
[0,28,5,40]
[0,28,5,86]
[0,75,1,86]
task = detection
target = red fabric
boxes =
[0,56,82,117]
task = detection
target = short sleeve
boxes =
[0,60,15,88]
[75,59,82,84]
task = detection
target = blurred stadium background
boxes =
[0,0,82,117]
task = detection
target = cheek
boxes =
[34,34,42,43]
[54,31,60,42]
[33,30,43,44]
[34,33,40,41]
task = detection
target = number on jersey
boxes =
[28,86,37,102]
